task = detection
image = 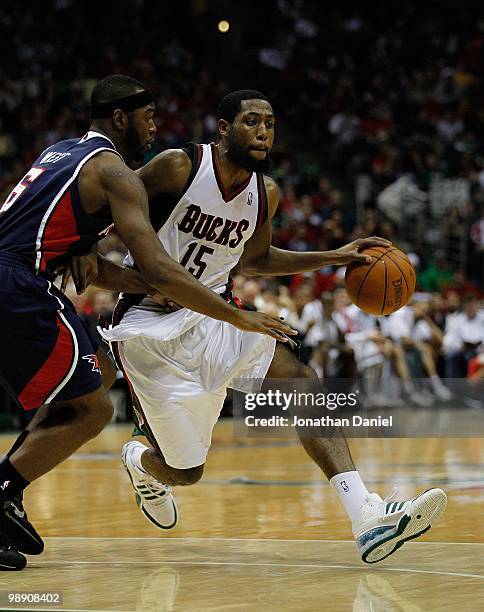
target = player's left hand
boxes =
[331,236,392,265]
[60,251,99,294]
[151,293,183,312]
[151,291,183,314]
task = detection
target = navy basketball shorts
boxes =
[0,254,102,410]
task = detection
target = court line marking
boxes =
[33,468,482,488]
[28,559,484,579]
[43,536,484,545]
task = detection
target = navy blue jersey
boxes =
[0,131,121,275]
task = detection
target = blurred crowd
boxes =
[63,260,484,417]
[1,1,484,286]
[1,1,484,423]
[230,274,484,404]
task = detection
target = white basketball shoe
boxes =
[353,487,447,563]
[121,441,178,530]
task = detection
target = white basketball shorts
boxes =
[117,316,276,469]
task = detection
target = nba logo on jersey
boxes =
[247,192,253,206]
[341,480,349,493]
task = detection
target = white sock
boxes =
[403,380,415,393]
[131,443,149,475]
[430,374,444,390]
[330,471,370,522]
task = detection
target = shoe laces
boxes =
[0,536,14,551]
[383,487,399,503]
[138,475,172,501]
[0,495,25,551]
[12,495,25,514]
[363,487,399,506]
[13,493,24,505]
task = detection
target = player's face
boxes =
[126,103,156,163]
[226,99,275,172]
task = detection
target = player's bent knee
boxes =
[300,364,319,380]
[173,464,205,485]
[98,398,114,426]
[72,389,114,436]
[84,402,113,437]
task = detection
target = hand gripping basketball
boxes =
[331,237,393,265]
[345,244,416,315]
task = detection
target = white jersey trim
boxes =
[80,131,123,159]
[44,282,80,404]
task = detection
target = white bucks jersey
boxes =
[126,143,269,311]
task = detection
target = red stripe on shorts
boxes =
[111,339,160,451]
[18,314,75,410]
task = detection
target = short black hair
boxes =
[217,89,271,123]
[90,74,147,107]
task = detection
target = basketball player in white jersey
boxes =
[103,91,447,563]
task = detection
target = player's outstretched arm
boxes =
[92,255,155,294]
[240,177,391,276]
[59,246,157,295]
[95,155,295,341]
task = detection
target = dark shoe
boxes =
[2,495,44,555]
[0,542,26,571]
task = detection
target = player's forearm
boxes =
[243,246,342,276]
[140,258,240,324]
[92,255,153,293]
[96,253,246,327]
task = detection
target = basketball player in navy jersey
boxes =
[0,79,294,570]
[108,90,447,564]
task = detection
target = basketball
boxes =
[345,246,416,315]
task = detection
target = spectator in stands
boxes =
[467,345,484,381]
[342,303,434,407]
[300,293,355,378]
[382,301,452,402]
[444,294,484,377]
[279,284,313,337]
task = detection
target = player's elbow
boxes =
[240,265,258,276]
[239,259,262,276]
[141,263,186,296]
[137,265,171,294]
[142,271,171,293]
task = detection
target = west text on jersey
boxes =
[39,151,72,164]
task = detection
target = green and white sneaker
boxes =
[121,441,178,530]
[354,487,447,563]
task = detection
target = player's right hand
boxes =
[331,236,392,265]
[230,310,297,341]
[60,251,98,294]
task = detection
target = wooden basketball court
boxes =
[0,422,482,611]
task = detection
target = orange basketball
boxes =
[345,246,416,315]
